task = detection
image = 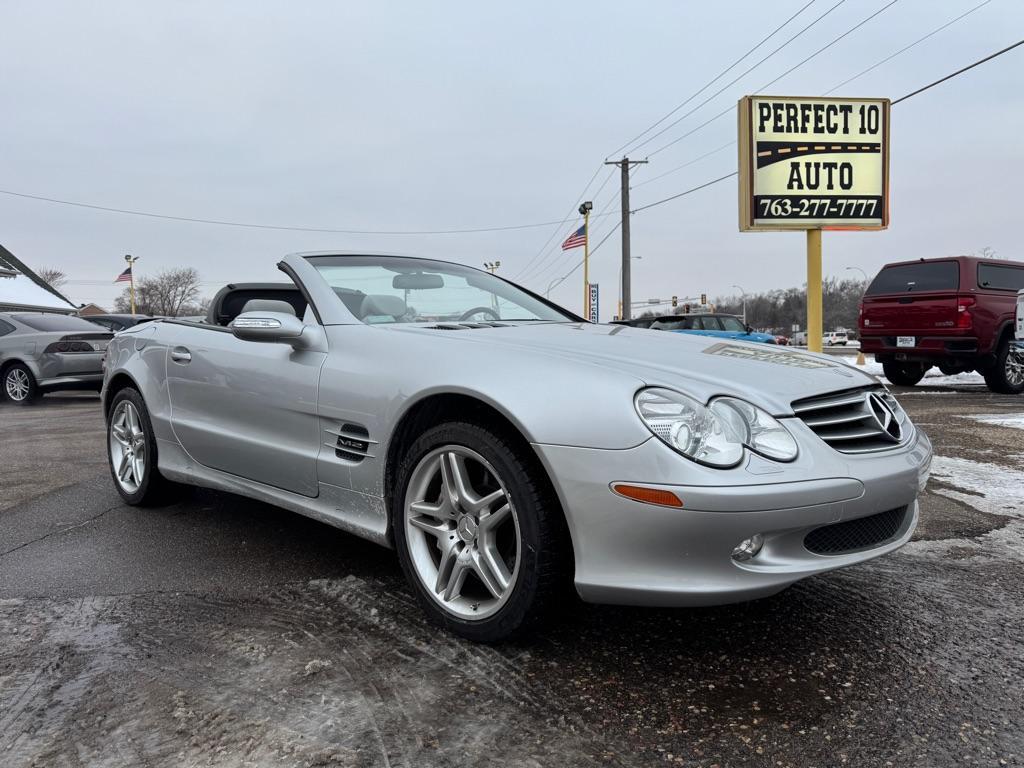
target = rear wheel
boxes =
[392,422,568,642]
[983,337,1024,394]
[2,363,37,404]
[882,361,928,387]
[107,388,171,504]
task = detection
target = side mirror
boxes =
[231,311,309,347]
[745,324,754,334]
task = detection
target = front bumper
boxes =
[534,425,932,607]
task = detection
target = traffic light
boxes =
[683,303,691,314]
[671,295,678,307]
[700,293,707,305]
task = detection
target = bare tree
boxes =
[36,267,68,291]
[976,246,998,259]
[114,268,201,316]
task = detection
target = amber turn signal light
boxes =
[611,484,683,508]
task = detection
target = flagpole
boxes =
[124,254,139,314]
[579,201,592,320]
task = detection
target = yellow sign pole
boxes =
[582,208,591,320]
[806,229,823,353]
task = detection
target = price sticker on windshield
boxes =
[738,95,890,231]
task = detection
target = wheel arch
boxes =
[103,371,143,418]
[382,391,574,559]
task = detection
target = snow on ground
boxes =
[928,455,1024,519]
[853,359,986,388]
[960,413,1024,431]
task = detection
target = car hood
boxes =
[393,322,878,415]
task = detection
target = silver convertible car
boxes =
[102,253,933,641]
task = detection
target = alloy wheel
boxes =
[109,400,147,493]
[1005,346,1024,387]
[5,369,30,401]
[404,445,521,620]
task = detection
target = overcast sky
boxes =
[1,0,1020,319]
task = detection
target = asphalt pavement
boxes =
[1,382,1022,767]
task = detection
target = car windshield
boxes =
[719,316,746,332]
[12,313,107,332]
[306,255,575,324]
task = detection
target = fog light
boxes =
[731,534,764,562]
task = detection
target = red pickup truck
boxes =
[859,255,1024,393]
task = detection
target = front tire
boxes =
[3,363,37,404]
[106,388,170,505]
[983,337,1024,394]
[392,422,568,642]
[882,361,928,387]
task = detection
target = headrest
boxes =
[241,299,296,316]
[360,294,407,320]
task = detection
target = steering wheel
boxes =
[459,306,501,322]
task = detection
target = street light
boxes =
[483,261,501,274]
[845,265,868,283]
[618,256,642,319]
[732,284,747,325]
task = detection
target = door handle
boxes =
[170,347,192,364]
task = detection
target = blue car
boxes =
[648,313,777,344]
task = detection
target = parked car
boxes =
[84,313,155,332]
[609,316,657,329]
[0,312,113,403]
[103,252,932,641]
[859,256,1024,392]
[823,331,849,346]
[648,313,777,344]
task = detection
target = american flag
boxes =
[115,266,132,283]
[561,225,586,251]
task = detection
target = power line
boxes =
[626,0,852,157]
[630,36,1024,214]
[510,165,608,281]
[651,0,901,157]
[0,187,613,237]
[891,36,1023,104]
[633,0,996,189]
[823,0,993,94]
[606,0,820,159]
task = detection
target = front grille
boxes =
[805,506,908,555]
[792,387,905,454]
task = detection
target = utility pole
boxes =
[604,157,647,320]
[579,201,593,320]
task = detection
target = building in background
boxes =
[0,244,78,314]
[76,303,108,316]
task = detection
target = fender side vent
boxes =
[324,423,375,463]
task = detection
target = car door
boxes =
[165,321,326,497]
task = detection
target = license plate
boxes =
[896,336,915,348]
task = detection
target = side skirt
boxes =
[156,438,391,547]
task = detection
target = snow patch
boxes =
[853,360,986,388]
[960,413,1024,431]
[929,455,1024,519]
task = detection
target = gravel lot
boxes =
[1,380,1022,767]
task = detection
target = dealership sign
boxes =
[588,283,599,322]
[738,96,890,231]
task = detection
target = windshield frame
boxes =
[302,254,583,325]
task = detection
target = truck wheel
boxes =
[882,361,928,387]
[982,337,1024,394]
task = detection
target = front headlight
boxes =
[709,397,798,462]
[634,388,744,467]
